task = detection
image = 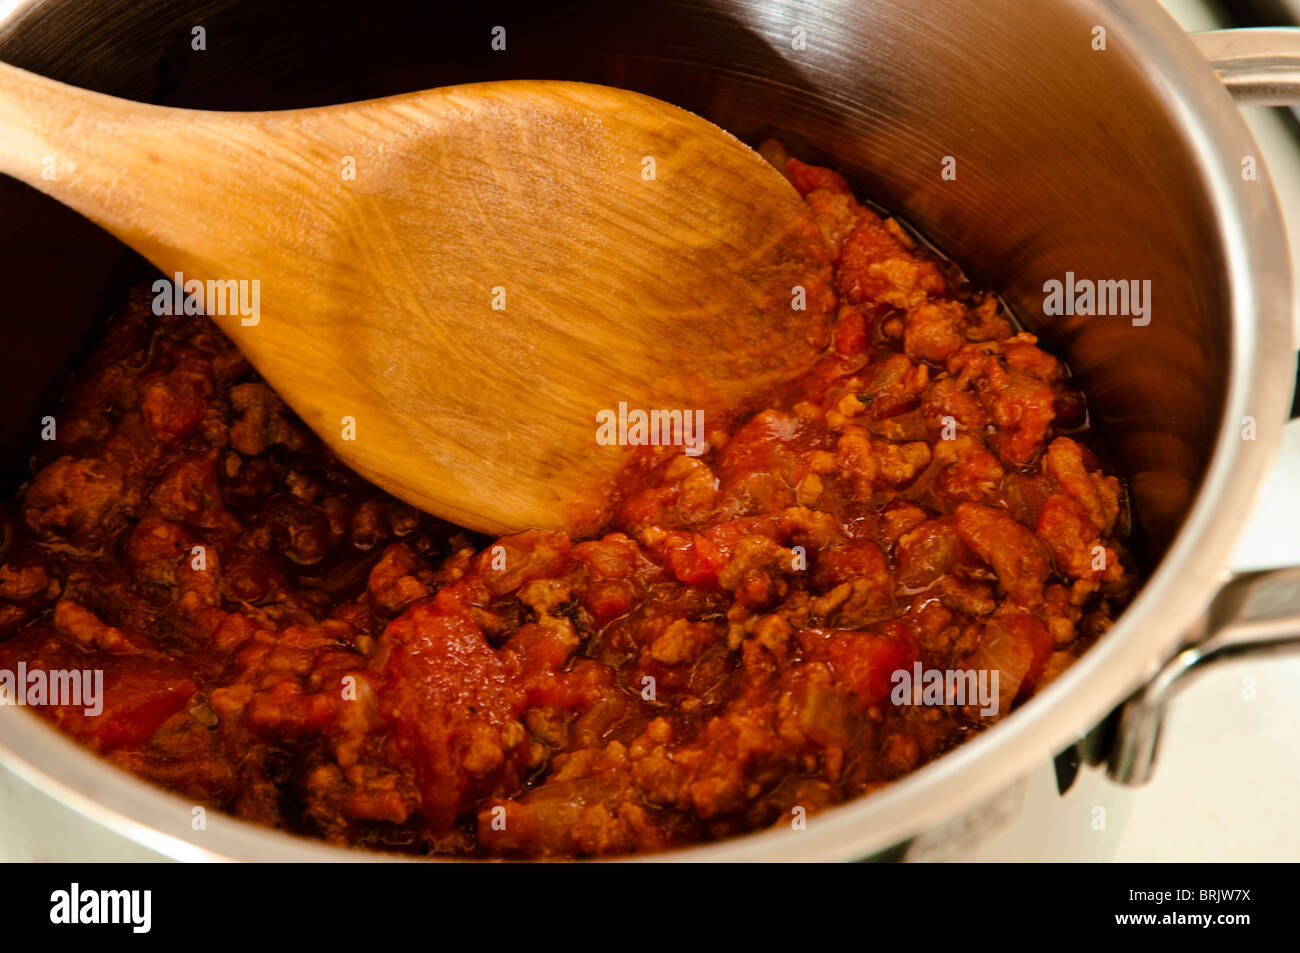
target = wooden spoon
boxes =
[0,65,833,534]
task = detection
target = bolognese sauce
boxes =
[0,152,1134,857]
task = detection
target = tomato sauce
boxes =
[0,154,1135,857]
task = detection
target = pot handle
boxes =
[1106,416,1300,783]
[1106,565,1300,784]
[1191,28,1300,105]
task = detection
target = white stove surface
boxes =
[1,0,1298,862]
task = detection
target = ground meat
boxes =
[23,456,130,548]
[228,383,310,456]
[954,503,1052,608]
[0,156,1135,859]
[904,300,968,363]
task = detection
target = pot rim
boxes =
[0,0,1294,861]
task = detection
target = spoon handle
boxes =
[0,63,105,193]
[0,63,182,254]
[0,61,300,281]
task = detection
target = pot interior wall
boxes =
[0,0,1229,564]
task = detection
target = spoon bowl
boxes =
[0,68,832,532]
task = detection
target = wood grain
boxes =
[0,66,833,533]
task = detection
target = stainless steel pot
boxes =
[0,0,1298,861]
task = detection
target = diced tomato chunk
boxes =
[58,660,196,752]
[786,157,852,197]
[662,532,727,587]
[799,622,921,708]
